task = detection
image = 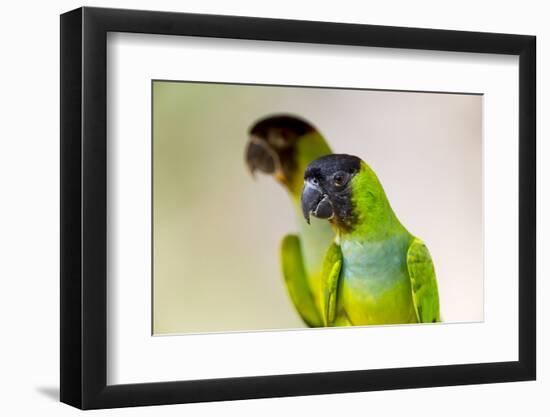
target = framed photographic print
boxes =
[60,6,536,409]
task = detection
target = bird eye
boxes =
[311,177,319,186]
[332,171,348,187]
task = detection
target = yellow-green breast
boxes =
[339,233,418,325]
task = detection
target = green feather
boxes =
[280,234,323,327]
[407,238,441,323]
[320,242,343,326]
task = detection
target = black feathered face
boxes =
[245,115,314,185]
[301,154,361,231]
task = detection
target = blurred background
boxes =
[152,81,482,334]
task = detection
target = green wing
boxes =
[406,238,441,323]
[320,242,343,327]
[280,234,323,327]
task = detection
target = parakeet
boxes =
[301,154,441,326]
[245,115,336,327]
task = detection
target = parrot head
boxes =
[301,153,394,234]
[245,115,330,196]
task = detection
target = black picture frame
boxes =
[60,6,536,410]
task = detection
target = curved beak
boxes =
[301,181,334,224]
[245,136,281,177]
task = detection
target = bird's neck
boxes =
[339,210,406,244]
[340,167,407,243]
